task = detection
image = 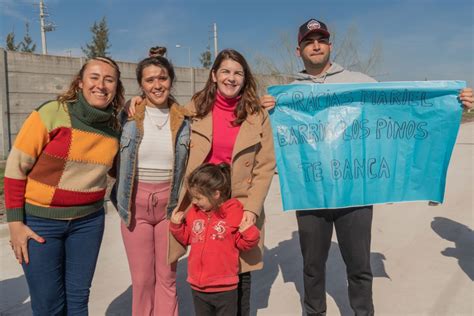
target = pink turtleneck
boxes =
[206,91,242,164]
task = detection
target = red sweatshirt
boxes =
[170,198,260,292]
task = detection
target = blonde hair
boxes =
[57,56,125,131]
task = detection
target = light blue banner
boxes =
[268,81,465,211]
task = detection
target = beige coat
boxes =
[168,102,276,273]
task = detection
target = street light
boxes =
[175,44,191,67]
[176,44,194,95]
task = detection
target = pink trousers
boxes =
[121,181,178,316]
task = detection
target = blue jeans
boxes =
[22,209,105,316]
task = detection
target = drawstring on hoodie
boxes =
[312,72,328,83]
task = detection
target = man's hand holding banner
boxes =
[268,81,465,211]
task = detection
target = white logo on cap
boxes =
[307,20,321,30]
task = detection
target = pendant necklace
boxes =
[145,106,170,130]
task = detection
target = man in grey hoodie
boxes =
[293,18,376,316]
[260,18,474,316]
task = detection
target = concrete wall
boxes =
[0,48,291,159]
[0,50,9,159]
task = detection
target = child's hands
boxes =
[239,218,253,232]
[171,210,185,224]
[239,211,256,232]
[242,210,257,224]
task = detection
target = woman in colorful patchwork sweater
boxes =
[4,56,124,316]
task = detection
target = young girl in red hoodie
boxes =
[170,163,260,316]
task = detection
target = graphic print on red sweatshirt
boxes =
[192,219,205,243]
[191,218,228,242]
[169,198,260,292]
[211,220,226,240]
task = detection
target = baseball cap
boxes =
[298,19,330,45]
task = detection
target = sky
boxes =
[1,0,473,86]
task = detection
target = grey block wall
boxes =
[0,49,9,159]
[0,49,291,159]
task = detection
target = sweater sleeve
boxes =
[4,111,49,222]
[169,222,190,246]
[170,208,195,246]
[235,225,260,251]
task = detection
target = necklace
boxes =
[145,106,170,130]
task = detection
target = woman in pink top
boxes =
[171,49,276,316]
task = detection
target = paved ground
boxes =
[1,123,472,316]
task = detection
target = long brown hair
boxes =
[192,49,261,125]
[57,56,125,131]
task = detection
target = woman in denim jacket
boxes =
[110,56,191,316]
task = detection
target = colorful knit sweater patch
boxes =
[4,93,119,222]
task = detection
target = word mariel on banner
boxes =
[268,81,464,211]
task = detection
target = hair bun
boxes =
[149,46,167,57]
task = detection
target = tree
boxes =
[6,32,20,51]
[199,46,212,68]
[82,16,111,58]
[19,23,36,53]
[253,24,383,78]
[331,25,383,76]
[252,31,301,76]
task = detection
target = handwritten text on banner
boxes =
[268,81,464,211]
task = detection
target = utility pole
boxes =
[39,0,47,54]
[213,23,218,61]
[38,0,56,55]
